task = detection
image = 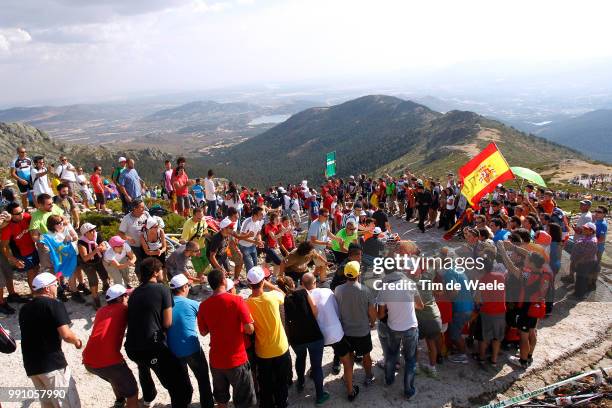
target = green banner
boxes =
[325,151,336,177]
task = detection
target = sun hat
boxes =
[79,222,96,235]
[108,235,126,247]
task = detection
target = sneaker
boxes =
[364,375,375,386]
[448,354,469,364]
[316,391,330,405]
[77,283,91,296]
[331,363,341,375]
[0,302,16,315]
[71,292,86,304]
[347,385,360,402]
[6,293,29,303]
[508,356,529,369]
[420,363,438,378]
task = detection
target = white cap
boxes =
[79,222,96,235]
[583,222,597,231]
[247,266,265,284]
[170,274,190,289]
[118,156,127,163]
[219,217,235,230]
[225,278,235,292]
[373,227,383,235]
[278,187,286,194]
[32,272,57,291]
[146,217,159,229]
[105,284,127,302]
[350,175,355,179]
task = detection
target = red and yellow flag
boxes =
[458,143,514,207]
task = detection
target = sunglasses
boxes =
[11,210,24,216]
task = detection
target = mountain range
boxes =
[528,109,612,163]
[205,95,589,186]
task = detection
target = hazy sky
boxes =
[1,0,612,106]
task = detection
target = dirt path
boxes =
[1,216,611,407]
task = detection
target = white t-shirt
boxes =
[104,243,132,264]
[31,167,52,196]
[376,272,418,331]
[119,212,151,245]
[76,174,89,192]
[55,163,77,182]
[308,220,330,251]
[238,217,264,247]
[446,194,456,210]
[204,178,216,201]
[577,211,593,228]
[310,288,344,345]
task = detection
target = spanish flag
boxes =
[458,143,514,207]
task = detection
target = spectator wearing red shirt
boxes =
[82,284,138,408]
[1,202,38,305]
[171,164,191,217]
[90,166,107,212]
[198,269,256,408]
[263,213,286,276]
[322,191,335,213]
[475,258,506,366]
[279,215,295,256]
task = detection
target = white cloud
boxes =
[1,0,611,105]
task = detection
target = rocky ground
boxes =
[1,216,611,408]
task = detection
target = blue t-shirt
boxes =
[443,269,474,313]
[493,229,510,242]
[167,296,201,358]
[596,219,607,253]
[118,169,142,200]
[192,185,204,199]
[11,157,32,182]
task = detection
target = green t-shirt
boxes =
[330,228,358,252]
[29,205,64,234]
[386,182,396,196]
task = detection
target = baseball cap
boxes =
[219,217,235,230]
[170,274,190,289]
[105,284,127,302]
[278,187,286,194]
[583,222,596,231]
[108,235,126,247]
[580,199,592,206]
[32,272,57,291]
[247,266,265,284]
[79,222,96,235]
[118,156,127,163]
[373,227,383,235]
[225,278,235,292]
[344,261,361,279]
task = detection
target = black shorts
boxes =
[17,181,31,194]
[211,362,256,408]
[95,192,106,205]
[516,311,538,333]
[344,334,373,355]
[330,338,351,358]
[85,361,138,399]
